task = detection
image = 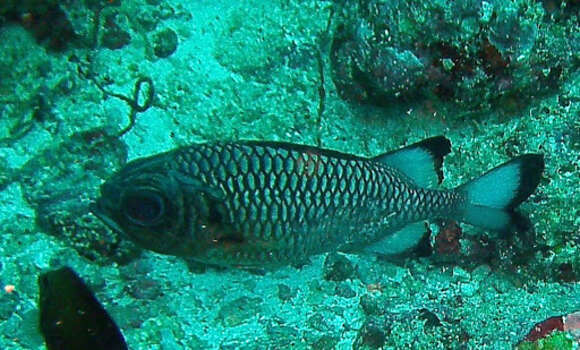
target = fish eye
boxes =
[122,190,165,226]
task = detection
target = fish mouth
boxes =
[89,199,124,234]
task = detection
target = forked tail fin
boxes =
[456,154,544,232]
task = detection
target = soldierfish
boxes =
[91,136,544,267]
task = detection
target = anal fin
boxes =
[365,222,429,256]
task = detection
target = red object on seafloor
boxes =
[524,316,565,342]
[435,220,462,254]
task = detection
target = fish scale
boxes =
[93,137,544,267]
[165,142,448,264]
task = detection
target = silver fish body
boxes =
[93,137,543,267]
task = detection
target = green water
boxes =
[0,0,578,349]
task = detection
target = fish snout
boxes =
[90,182,125,233]
[100,182,122,203]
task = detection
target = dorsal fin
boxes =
[373,136,451,188]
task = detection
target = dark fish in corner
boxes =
[38,267,127,350]
[91,136,544,268]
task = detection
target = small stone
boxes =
[136,12,159,31]
[277,284,296,301]
[491,276,513,294]
[126,278,163,300]
[153,28,178,58]
[265,320,299,347]
[217,296,262,327]
[102,29,131,50]
[557,263,577,282]
[354,319,387,349]
[459,281,479,297]
[480,1,494,23]
[418,308,442,328]
[101,16,131,50]
[335,283,356,298]
[310,335,339,350]
[453,266,471,282]
[323,253,356,282]
[0,291,18,320]
[359,295,383,316]
[307,313,332,333]
[471,264,492,282]
[442,58,455,71]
